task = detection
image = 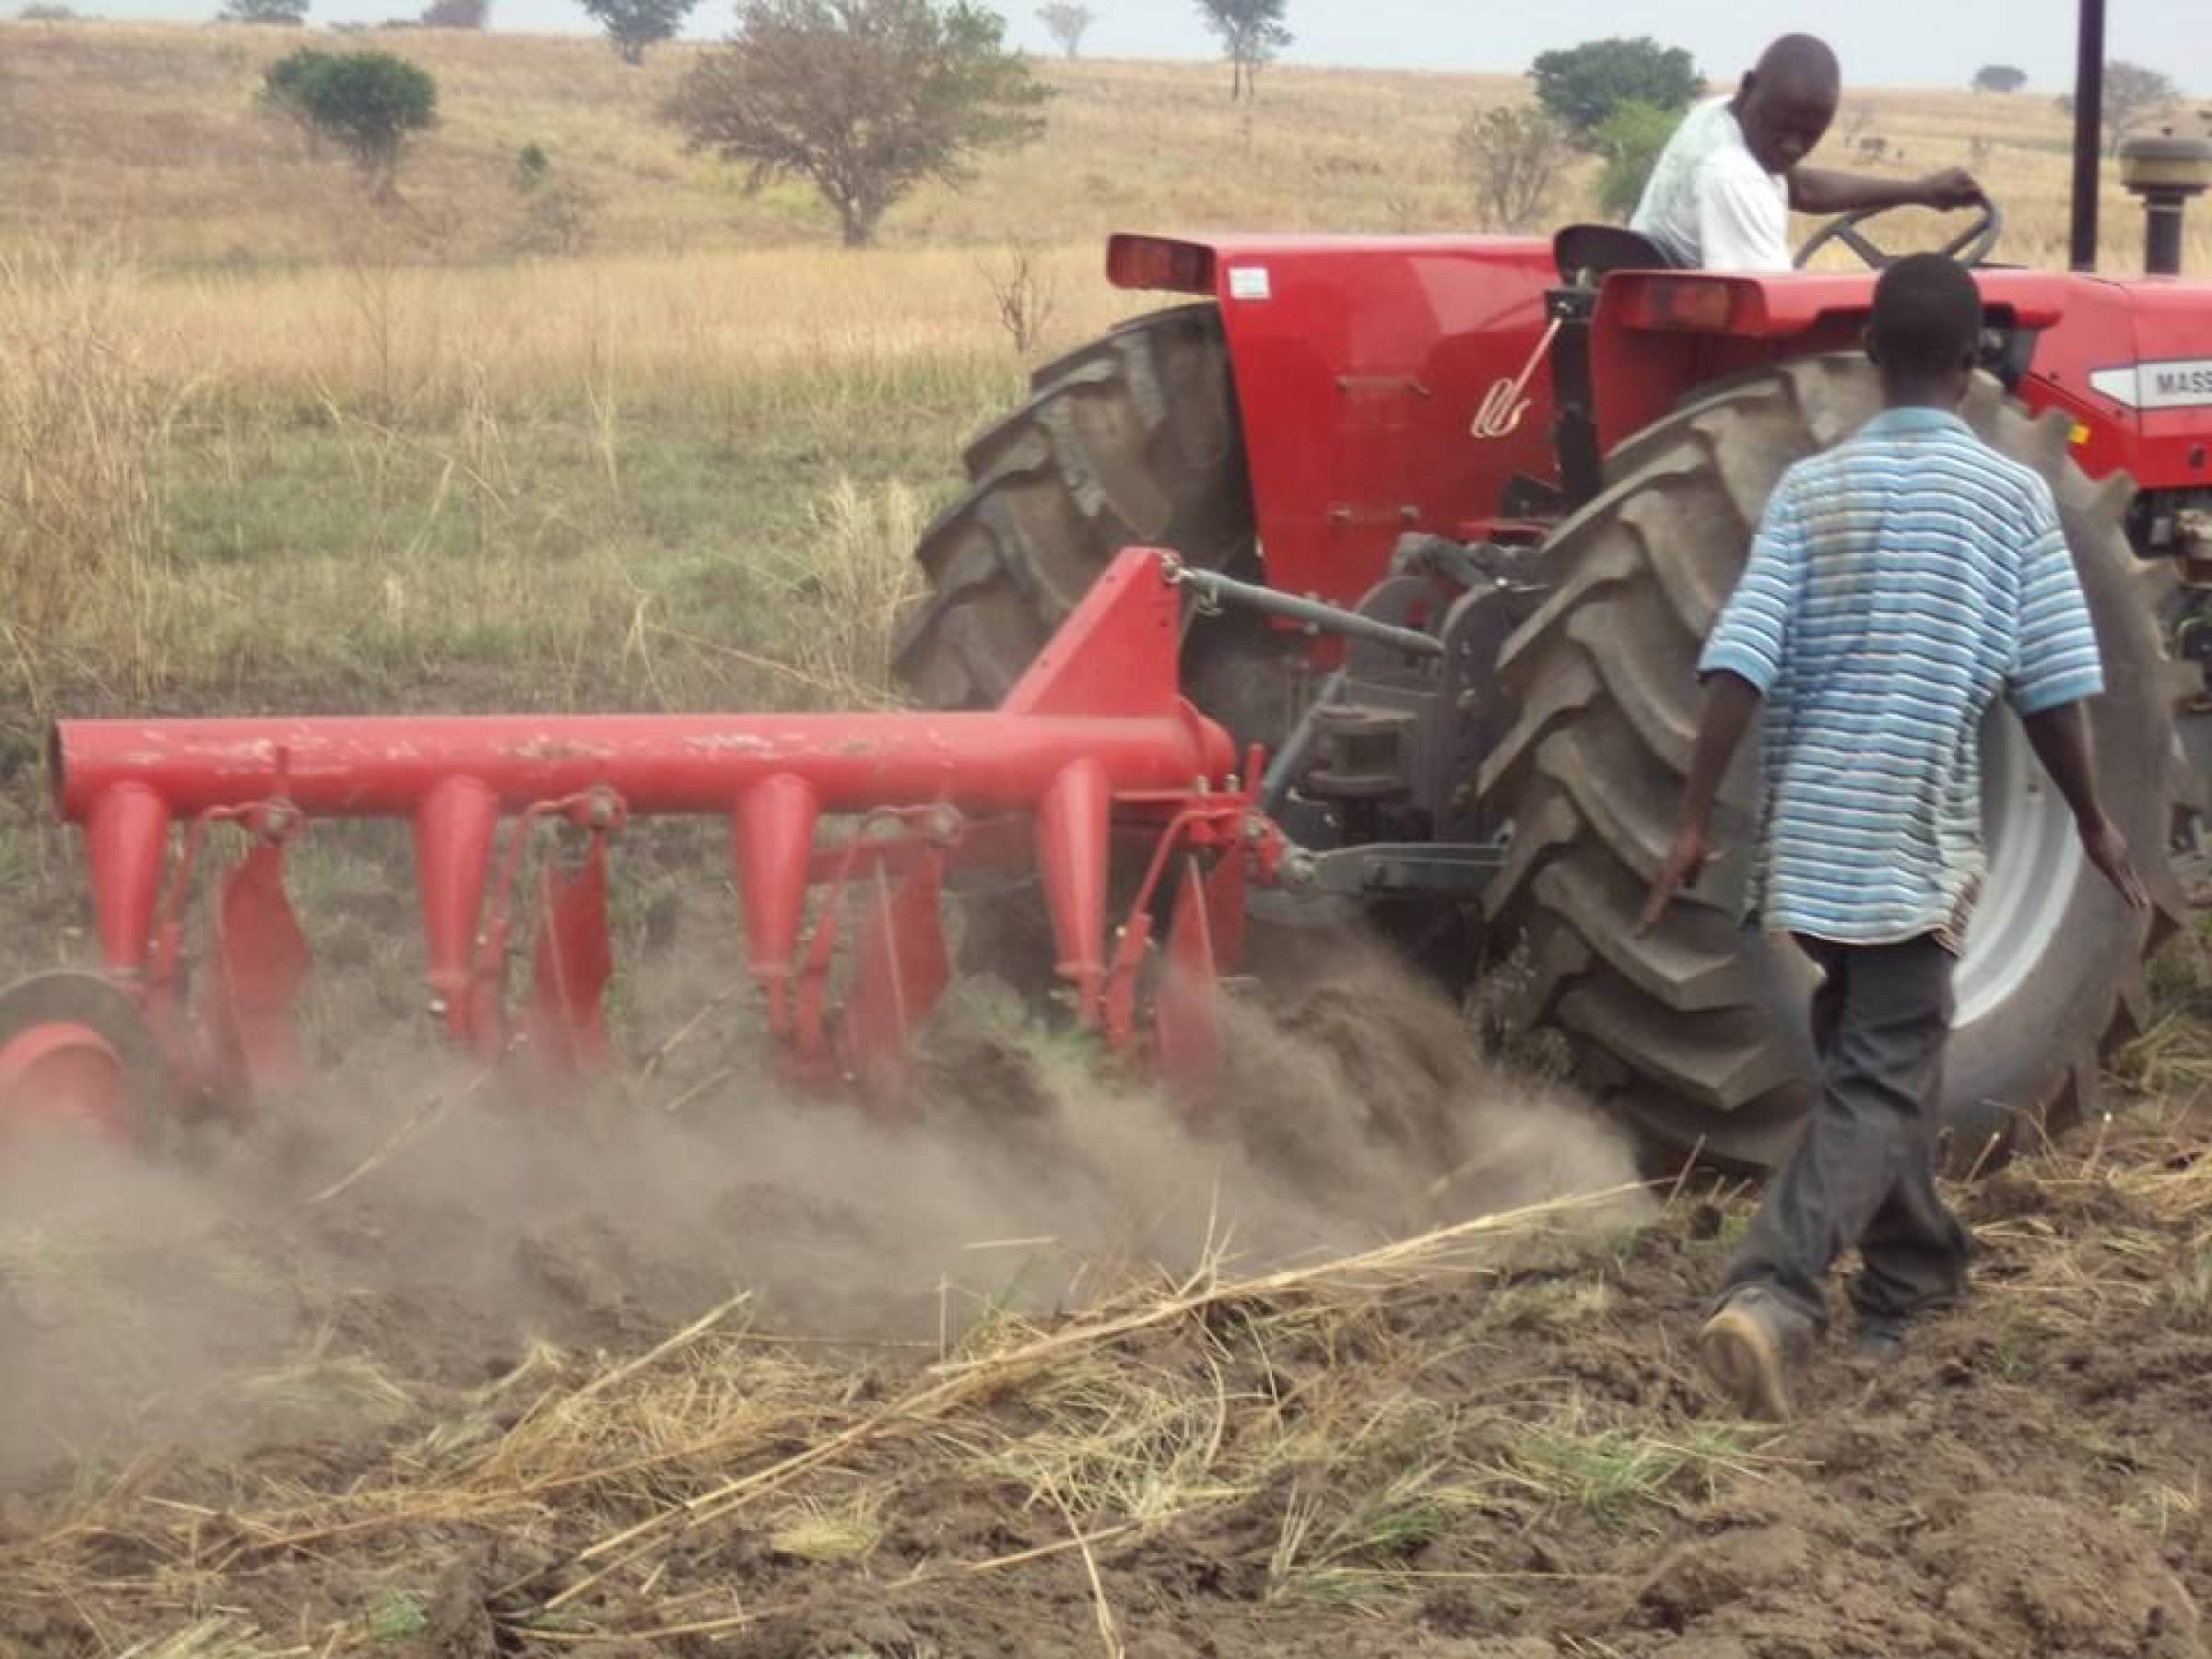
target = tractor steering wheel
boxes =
[1793,196,2005,270]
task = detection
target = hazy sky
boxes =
[69,0,2211,93]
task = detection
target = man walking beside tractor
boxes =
[1642,253,2149,1422]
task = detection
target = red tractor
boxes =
[6,5,2211,1171]
[892,22,2212,1166]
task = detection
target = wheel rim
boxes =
[1953,708,2083,1029]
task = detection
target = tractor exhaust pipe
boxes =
[2069,0,2106,271]
[2119,133,2212,276]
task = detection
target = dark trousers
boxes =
[1721,933,1973,1331]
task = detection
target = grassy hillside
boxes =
[0,21,2201,265]
[0,19,2207,745]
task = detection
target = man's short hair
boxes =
[1754,34,1841,100]
[1870,254,1983,379]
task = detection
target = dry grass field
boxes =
[0,20,2206,732]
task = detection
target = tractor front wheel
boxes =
[1477,356,2192,1170]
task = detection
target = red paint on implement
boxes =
[27,550,1264,1136]
[0,1021,131,1143]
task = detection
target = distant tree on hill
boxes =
[2103,60,2180,153]
[1454,104,1569,232]
[665,0,1050,248]
[1037,1,1092,58]
[582,0,698,64]
[262,47,437,194]
[418,0,488,27]
[1531,37,1699,136]
[17,3,80,17]
[220,0,308,24]
[2060,60,2180,156]
[1971,64,2027,94]
[1194,0,1288,102]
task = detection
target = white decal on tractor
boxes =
[1227,265,1271,301]
[2088,359,2212,410]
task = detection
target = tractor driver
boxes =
[1631,34,1983,272]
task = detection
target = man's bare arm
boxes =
[2022,700,2149,909]
[1790,166,1982,216]
[1639,671,1763,933]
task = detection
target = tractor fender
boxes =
[1586,268,2070,456]
[1106,231,1562,608]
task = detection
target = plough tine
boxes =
[733,773,819,1039]
[838,855,949,1120]
[1103,910,1153,1048]
[522,833,615,1080]
[85,784,171,979]
[413,777,500,1054]
[204,840,313,1105]
[1036,757,1111,1026]
[1154,855,1225,1112]
[1205,835,1249,973]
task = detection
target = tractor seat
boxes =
[1553,225,1677,287]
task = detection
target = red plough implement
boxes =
[4,550,1289,1143]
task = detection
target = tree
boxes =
[2104,60,2179,155]
[1592,100,1678,221]
[2060,60,2181,156]
[418,0,488,26]
[1531,37,1699,136]
[665,0,1050,249]
[1194,0,1288,102]
[1037,1,1091,58]
[1453,104,1570,232]
[262,48,437,194]
[582,0,699,64]
[1971,64,2026,94]
[220,0,307,23]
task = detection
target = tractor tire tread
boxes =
[1480,354,2190,1168]
[895,305,1253,711]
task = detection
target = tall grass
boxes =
[124,244,1125,414]
[0,25,2206,716]
[0,246,183,709]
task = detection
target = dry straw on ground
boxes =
[8,1089,2212,1653]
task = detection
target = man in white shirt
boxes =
[1632,35,1983,272]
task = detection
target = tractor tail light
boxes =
[1627,277,1747,333]
[1107,235,1217,295]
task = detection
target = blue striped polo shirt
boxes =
[1699,406,2104,950]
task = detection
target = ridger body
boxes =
[15,552,1277,1141]
[9,15,2212,1168]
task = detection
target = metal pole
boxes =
[2147,194,2186,277]
[1167,565,1444,660]
[2070,0,2106,271]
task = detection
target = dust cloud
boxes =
[0,930,1645,1488]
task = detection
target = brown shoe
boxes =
[1699,1290,1800,1421]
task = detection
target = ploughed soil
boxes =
[3,925,2212,1659]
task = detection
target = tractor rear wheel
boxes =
[893,303,1298,751]
[1477,356,2191,1170]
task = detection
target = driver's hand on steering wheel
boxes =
[1916,168,1986,212]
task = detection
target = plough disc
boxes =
[0,972,170,1148]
